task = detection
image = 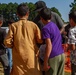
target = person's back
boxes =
[51,11,64,30]
[40,7,65,75]
[10,20,42,58]
[4,4,42,75]
[33,14,44,30]
[42,22,64,58]
[68,10,76,75]
[33,1,64,33]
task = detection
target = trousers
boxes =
[0,53,10,75]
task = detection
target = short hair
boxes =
[40,8,51,20]
[0,14,3,21]
[17,3,29,17]
[69,10,76,23]
[8,19,15,25]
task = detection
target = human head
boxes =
[69,10,76,27]
[34,1,47,12]
[8,19,15,26]
[0,14,3,27]
[40,8,51,24]
[17,3,29,18]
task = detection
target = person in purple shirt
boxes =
[39,8,65,75]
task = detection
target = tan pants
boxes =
[45,53,65,75]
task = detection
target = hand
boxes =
[43,64,50,71]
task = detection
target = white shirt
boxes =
[68,26,76,44]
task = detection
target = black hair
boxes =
[39,8,51,20]
[8,19,15,24]
[69,10,76,23]
[17,3,29,17]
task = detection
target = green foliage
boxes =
[0,2,64,26]
[69,0,76,12]
[27,2,36,20]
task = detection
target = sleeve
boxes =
[35,24,43,43]
[42,28,50,40]
[4,25,14,48]
[68,29,75,44]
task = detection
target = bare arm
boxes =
[43,38,52,71]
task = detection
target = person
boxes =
[64,23,71,69]
[0,14,10,75]
[65,23,71,38]
[68,10,76,75]
[33,1,64,33]
[4,3,42,75]
[39,44,46,75]
[6,19,15,72]
[39,8,65,75]
[33,1,65,75]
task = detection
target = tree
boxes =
[0,2,64,26]
[27,2,37,21]
[5,2,18,20]
[69,0,76,11]
[0,2,18,26]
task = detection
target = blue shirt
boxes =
[41,22,64,58]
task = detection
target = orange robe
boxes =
[4,19,42,75]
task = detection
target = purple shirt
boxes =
[42,22,64,58]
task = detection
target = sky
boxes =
[0,0,74,22]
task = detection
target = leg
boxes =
[7,48,12,71]
[39,58,45,75]
[57,53,65,75]
[45,53,65,75]
[0,53,10,75]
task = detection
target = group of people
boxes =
[0,1,76,75]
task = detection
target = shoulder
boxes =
[51,11,58,16]
[11,20,40,31]
[27,21,38,27]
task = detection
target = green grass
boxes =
[65,72,71,75]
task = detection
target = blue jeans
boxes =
[6,48,12,71]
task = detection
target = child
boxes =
[0,14,10,75]
[39,8,65,75]
[39,44,46,75]
[6,19,15,72]
[4,3,42,75]
[68,10,76,75]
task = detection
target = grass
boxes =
[65,72,71,75]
